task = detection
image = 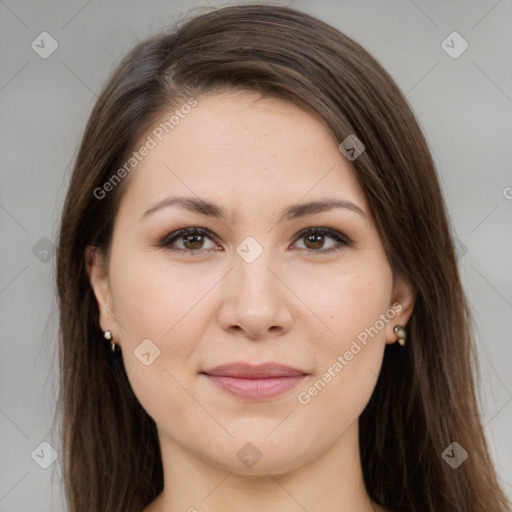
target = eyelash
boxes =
[159,226,351,256]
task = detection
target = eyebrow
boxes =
[141,196,367,222]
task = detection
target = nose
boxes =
[216,247,294,340]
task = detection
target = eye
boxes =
[160,226,351,256]
[160,227,221,256]
[292,227,351,254]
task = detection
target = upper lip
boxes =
[201,362,307,379]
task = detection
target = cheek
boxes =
[109,245,216,343]
[302,261,392,349]
[108,250,216,415]
[293,262,391,415]
[335,272,390,341]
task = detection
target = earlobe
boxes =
[85,245,116,335]
[386,274,415,345]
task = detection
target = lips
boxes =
[201,362,308,400]
[202,362,306,378]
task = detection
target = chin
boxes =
[200,435,315,477]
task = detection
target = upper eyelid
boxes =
[294,226,351,244]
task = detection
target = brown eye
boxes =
[161,227,220,255]
[160,226,350,257]
[293,227,351,254]
[303,232,326,250]
[182,233,206,250]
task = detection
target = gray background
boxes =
[1,0,511,510]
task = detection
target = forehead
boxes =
[117,91,368,221]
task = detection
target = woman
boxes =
[55,4,511,512]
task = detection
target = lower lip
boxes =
[203,374,306,400]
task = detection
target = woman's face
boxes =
[88,90,414,475]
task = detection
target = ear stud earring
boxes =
[394,325,406,347]
[103,330,118,352]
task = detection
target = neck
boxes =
[150,421,382,512]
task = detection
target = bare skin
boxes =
[87,90,413,512]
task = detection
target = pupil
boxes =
[307,233,323,249]
[185,234,203,249]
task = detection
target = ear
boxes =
[85,245,117,338]
[385,273,415,345]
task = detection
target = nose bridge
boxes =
[218,234,292,338]
[233,234,280,304]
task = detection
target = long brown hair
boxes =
[55,4,510,511]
